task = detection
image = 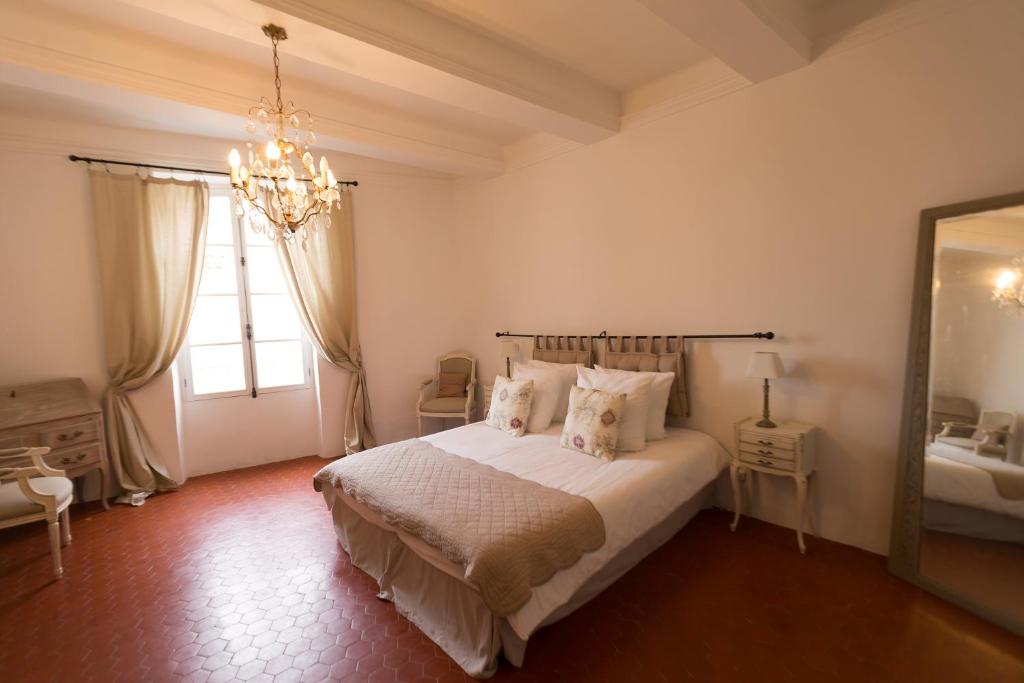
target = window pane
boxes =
[251,294,302,341]
[198,245,238,295]
[207,195,236,244]
[190,344,247,394]
[255,340,305,388]
[247,245,288,294]
[189,296,242,345]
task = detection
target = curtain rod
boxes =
[495,330,775,340]
[68,154,358,187]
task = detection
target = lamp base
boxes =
[756,417,777,429]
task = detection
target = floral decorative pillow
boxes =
[560,385,626,461]
[486,375,534,437]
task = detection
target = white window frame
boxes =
[179,183,314,401]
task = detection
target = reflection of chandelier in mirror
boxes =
[228,24,346,247]
[992,257,1024,312]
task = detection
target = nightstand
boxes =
[730,417,817,553]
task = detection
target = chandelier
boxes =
[992,257,1024,312]
[228,24,341,246]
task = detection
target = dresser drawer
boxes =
[739,443,794,461]
[739,431,797,451]
[739,451,795,472]
[37,418,100,449]
[47,443,102,472]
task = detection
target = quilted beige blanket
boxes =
[313,438,606,616]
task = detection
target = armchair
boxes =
[417,353,477,435]
[936,410,1016,460]
[0,447,73,579]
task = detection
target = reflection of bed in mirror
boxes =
[923,442,1024,543]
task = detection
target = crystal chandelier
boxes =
[228,24,341,246]
[992,257,1024,312]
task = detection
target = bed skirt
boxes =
[923,498,1024,544]
[320,480,716,678]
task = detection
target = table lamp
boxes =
[500,341,521,378]
[747,351,784,428]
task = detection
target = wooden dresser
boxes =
[0,378,110,509]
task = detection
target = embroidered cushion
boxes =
[486,375,534,437]
[560,385,626,461]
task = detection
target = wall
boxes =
[451,0,1024,554]
[0,115,460,484]
[932,247,1024,463]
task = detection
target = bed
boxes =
[923,442,1024,543]
[315,425,727,677]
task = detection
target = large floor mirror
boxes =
[890,191,1024,635]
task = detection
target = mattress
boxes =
[416,422,729,639]
[925,443,1024,521]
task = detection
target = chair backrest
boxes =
[979,410,1015,432]
[438,354,475,387]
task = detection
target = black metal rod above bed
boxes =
[494,330,775,340]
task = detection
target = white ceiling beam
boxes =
[0,3,502,176]
[123,0,621,144]
[639,0,811,83]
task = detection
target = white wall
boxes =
[0,116,459,484]
[451,0,1024,554]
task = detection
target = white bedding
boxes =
[925,442,1024,520]
[419,421,729,640]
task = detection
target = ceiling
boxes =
[0,0,943,177]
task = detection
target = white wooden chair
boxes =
[937,410,1017,460]
[417,353,477,435]
[0,447,73,579]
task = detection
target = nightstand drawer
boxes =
[740,443,794,461]
[739,431,797,451]
[739,451,795,472]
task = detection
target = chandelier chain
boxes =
[271,34,284,113]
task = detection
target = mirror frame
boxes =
[889,189,1024,636]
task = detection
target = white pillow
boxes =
[511,364,562,432]
[523,359,582,422]
[576,366,652,452]
[595,365,674,441]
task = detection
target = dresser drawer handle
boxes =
[757,440,774,446]
[757,449,772,455]
[756,458,773,466]
[60,453,87,465]
[57,430,85,442]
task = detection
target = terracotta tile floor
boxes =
[1,456,1022,683]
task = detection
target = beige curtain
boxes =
[275,192,376,453]
[89,172,208,493]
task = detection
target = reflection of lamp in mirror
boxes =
[992,257,1024,313]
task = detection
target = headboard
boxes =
[526,333,689,421]
[500,329,776,426]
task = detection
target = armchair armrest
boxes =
[417,378,439,406]
[0,447,62,476]
[465,379,478,413]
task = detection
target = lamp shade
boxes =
[746,351,783,379]
[500,341,521,362]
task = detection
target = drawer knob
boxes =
[757,440,774,446]
[61,453,87,464]
[757,449,772,455]
[57,430,84,442]
[757,459,772,466]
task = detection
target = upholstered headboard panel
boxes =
[595,336,689,418]
[530,335,594,367]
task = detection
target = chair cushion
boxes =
[437,372,467,398]
[0,477,73,518]
[420,396,469,414]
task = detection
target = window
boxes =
[180,185,312,400]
